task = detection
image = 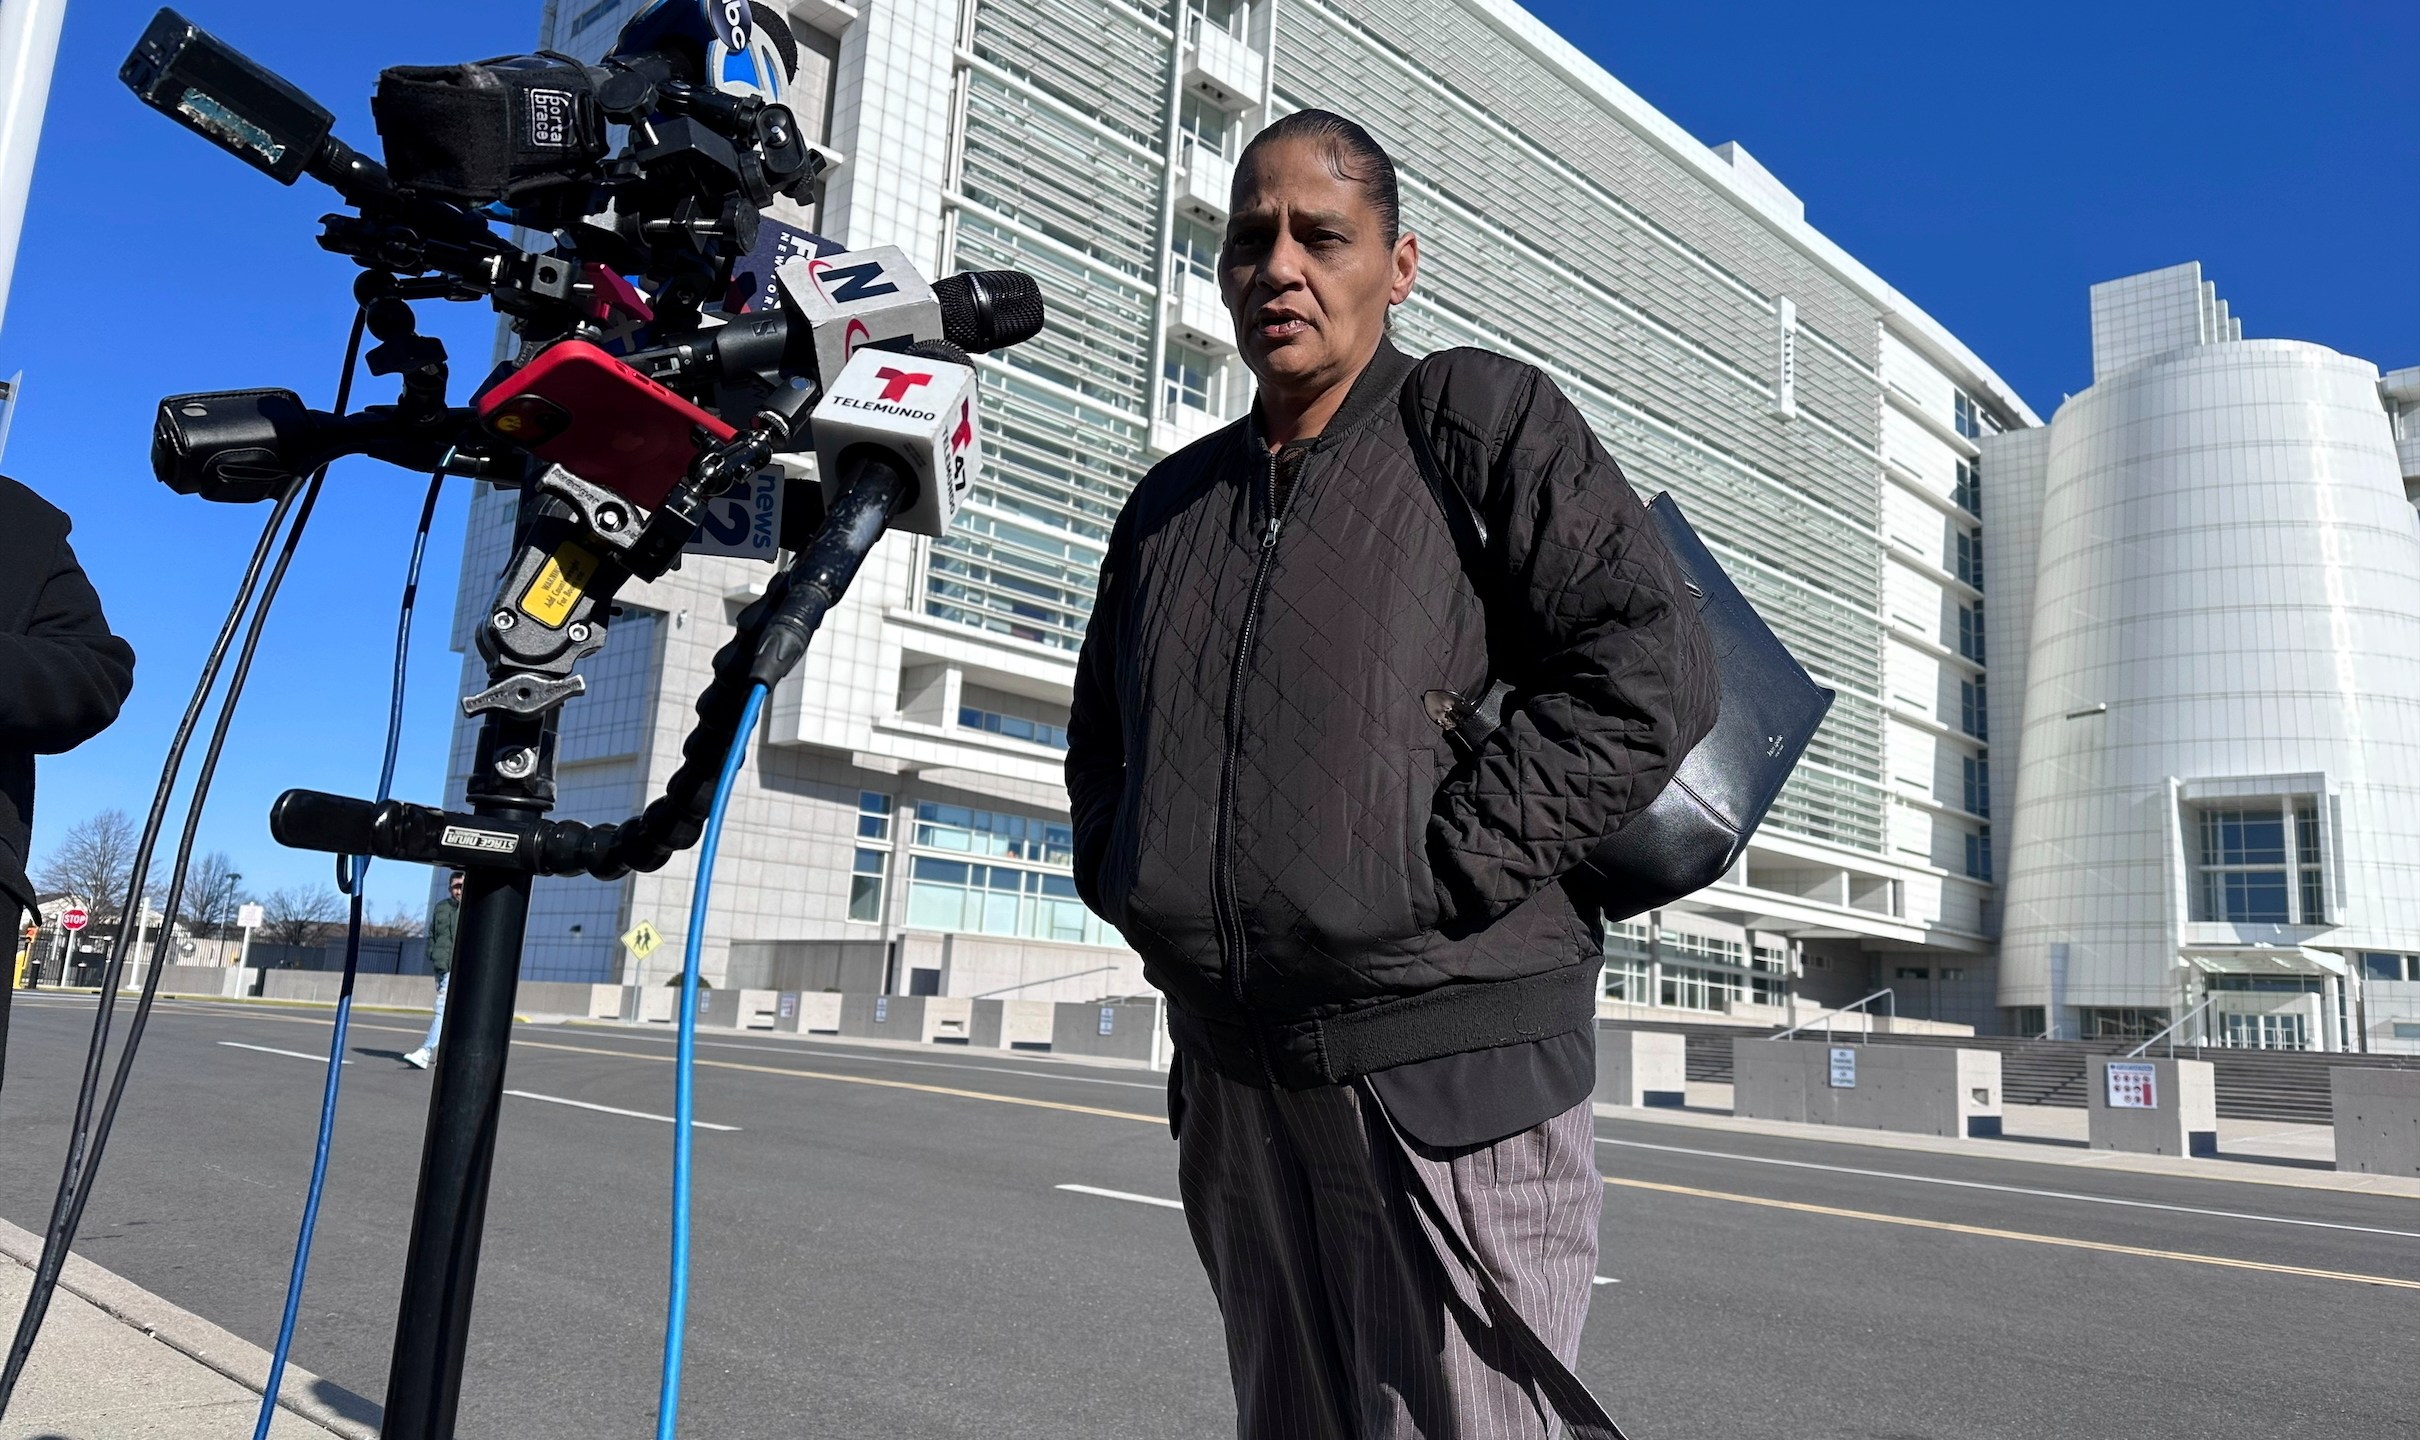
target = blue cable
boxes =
[251,471,445,1440]
[656,680,768,1440]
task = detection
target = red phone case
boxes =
[476,340,735,509]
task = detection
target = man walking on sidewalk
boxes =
[402,871,461,1070]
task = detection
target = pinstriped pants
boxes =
[1174,1056,1603,1440]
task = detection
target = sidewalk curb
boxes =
[0,1217,381,1438]
[1591,1101,2420,1198]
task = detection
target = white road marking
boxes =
[1057,1183,1184,1210]
[504,1089,739,1131]
[1593,1276,1620,1286]
[588,1030,1166,1090]
[218,1041,348,1064]
[1596,1135,2420,1240]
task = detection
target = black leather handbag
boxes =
[1401,385,1835,922]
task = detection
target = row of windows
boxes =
[905,857,1112,947]
[2363,953,2420,982]
[959,704,1072,751]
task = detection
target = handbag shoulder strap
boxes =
[1399,367,1514,744]
[1397,372,1490,571]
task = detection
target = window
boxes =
[1940,968,1966,981]
[2085,1007,2168,1041]
[1957,603,1986,664]
[2194,801,2325,924]
[1178,92,1231,158]
[2220,1012,2310,1050]
[1953,390,1983,440]
[1953,459,1981,515]
[2362,953,2417,982]
[1954,529,1985,590]
[914,801,1076,866]
[1164,346,1214,414]
[1960,679,1988,740]
[905,858,1109,945]
[2007,1006,2046,1037]
[1895,967,1931,980]
[1962,757,1991,817]
[1965,828,1993,882]
[2396,1022,2420,1041]
[2296,801,2327,923]
[958,705,1071,750]
[849,794,893,924]
[1171,216,1221,284]
[569,0,622,36]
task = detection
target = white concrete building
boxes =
[1988,263,2420,1052]
[446,0,2037,1021]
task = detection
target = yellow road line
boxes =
[513,1039,1165,1126]
[1605,1175,2420,1290]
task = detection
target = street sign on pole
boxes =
[59,906,87,933]
[236,902,264,930]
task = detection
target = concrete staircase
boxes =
[1601,1017,2420,1123]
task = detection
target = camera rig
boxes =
[109,4,1047,1433]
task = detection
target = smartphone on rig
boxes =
[475,341,735,508]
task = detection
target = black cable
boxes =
[0,309,369,1415]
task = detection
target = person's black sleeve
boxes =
[0,520,136,754]
[1065,510,1131,916]
[1421,360,1717,927]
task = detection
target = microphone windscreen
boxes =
[934,270,1046,354]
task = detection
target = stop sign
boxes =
[60,907,89,932]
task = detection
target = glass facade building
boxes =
[451,0,2036,1015]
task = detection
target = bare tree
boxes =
[36,809,140,921]
[181,852,250,936]
[262,885,344,949]
[365,902,425,938]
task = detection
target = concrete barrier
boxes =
[778,992,841,1034]
[2088,1057,2217,1158]
[923,996,974,1044]
[839,993,925,1040]
[1732,1038,2002,1139]
[2332,1067,2420,1176]
[695,989,743,1029]
[1595,1028,1686,1107]
[588,984,623,1019]
[968,998,1053,1049]
[733,989,779,1029]
[153,964,246,998]
[638,987,676,1023]
[1049,1000,1158,1062]
[513,980,599,1016]
[260,971,437,1009]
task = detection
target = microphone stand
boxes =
[273,452,907,1437]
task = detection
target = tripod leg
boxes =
[379,865,532,1438]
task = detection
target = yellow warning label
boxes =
[520,542,599,628]
[621,921,663,960]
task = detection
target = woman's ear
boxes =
[1391,231,1420,306]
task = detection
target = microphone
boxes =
[934,270,1046,354]
[806,342,980,540]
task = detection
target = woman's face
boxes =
[1220,137,1418,406]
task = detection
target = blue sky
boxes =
[2,0,2412,919]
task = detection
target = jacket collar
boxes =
[1247,336,1416,455]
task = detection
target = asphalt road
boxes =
[2,992,2415,1440]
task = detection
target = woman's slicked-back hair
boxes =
[1236,109,1403,246]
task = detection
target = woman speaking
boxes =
[1067,110,1716,1439]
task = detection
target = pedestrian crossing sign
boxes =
[621,921,663,960]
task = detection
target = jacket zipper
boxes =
[1214,442,1290,1011]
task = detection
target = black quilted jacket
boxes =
[1066,341,1716,1086]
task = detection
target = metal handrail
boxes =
[2124,998,2213,1058]
[1772,988,1895,1042]
[971,965,1117,999]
